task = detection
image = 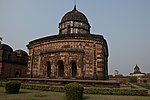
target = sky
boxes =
[0,0,150,76]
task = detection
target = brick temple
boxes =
[0,43,28,78]
[27,6,109,80]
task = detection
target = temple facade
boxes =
[27,6,109,80]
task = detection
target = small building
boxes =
[129,65,145,77]
[0,43,28,79]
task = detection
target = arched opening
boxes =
[71,61,77,78]
[57,60,64,77]
[46,61,51,77]
[15,71,20,78]
[8,53,12,60]
[67,25,71,33]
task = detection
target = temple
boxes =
[129,65,145,77]
[27,6,109,80]
[0,43,28,78]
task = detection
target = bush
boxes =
[140,83,150,89]
[21,84,49,91]
[5,81,21,94]
[84,87,148,96]
[64,83,84,100]
[50,86,64,92]
[129,76,137,83]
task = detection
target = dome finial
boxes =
[0,37,3,44]
[136,64,138,67]
[73,0,77,11]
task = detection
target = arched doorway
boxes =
[71,61,77,78]
[46,61,51,77]
[57,60,64,77]
[15,71,20,78]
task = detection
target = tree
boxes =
[115,74,124,78]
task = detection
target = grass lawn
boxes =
[0,87,150,100]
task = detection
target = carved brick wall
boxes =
[27,35,108,80]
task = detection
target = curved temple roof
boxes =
[61,6,89,24]
[0,44,13,51]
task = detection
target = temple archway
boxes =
[71,61,77,78]
[46,61,51,77]
[15,71,20,78]
[57,60,64,77]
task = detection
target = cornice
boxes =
[27,34,106,48]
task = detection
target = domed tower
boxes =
[59,6,91,35]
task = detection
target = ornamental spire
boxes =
[0,37,3,44]
[73,0,77,11]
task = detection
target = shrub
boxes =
[50,86,64,92]
[140,83,150,89]
[5,81,21,94]
[0,81,7,87]
[84,87,148,96]
[129,76,137,83]
[64,82,84,100]
[21,84,49,91]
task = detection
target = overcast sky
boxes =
[0,0,150,75]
